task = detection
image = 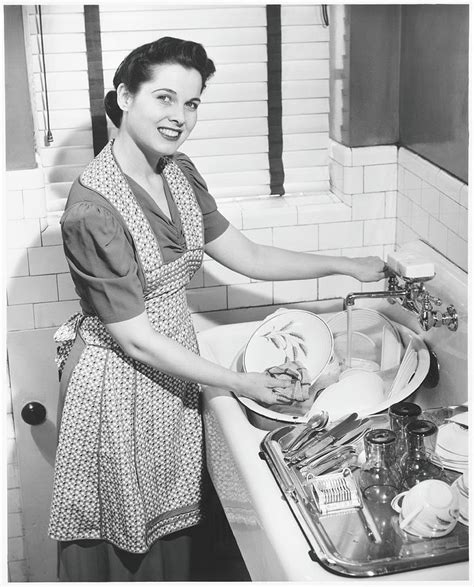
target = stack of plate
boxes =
[435,417,469,473]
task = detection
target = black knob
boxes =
[21,402,47,426]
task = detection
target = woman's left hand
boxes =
[347,256,388,282]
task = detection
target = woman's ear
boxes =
[116,83,132,113]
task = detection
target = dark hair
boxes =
[104,36,216,127]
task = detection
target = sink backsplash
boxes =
[360,240,467,410]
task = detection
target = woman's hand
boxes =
[347,256,388,282]
[234,372,293,406]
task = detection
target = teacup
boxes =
[391,479,459,538]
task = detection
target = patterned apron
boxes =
[49,141,205,553]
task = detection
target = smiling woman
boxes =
[49,36,386,582]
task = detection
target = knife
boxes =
[288,412,359,463]
[296,421,371,470]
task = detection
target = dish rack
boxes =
[259,407,469,577]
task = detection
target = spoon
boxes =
[278,410,329,453]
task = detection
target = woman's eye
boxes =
[186,102,199,111]
[157,95,172,104]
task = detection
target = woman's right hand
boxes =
[234,371,293,406]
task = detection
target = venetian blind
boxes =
[281,5,330,194]
[26,4,329,213]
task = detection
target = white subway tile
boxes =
[396,220,419,248]
[7,488,21,514]
[227,282,273,309]
[7,305,35,331]
[397,166,406,196]
[385,191,397,217]
[403,169,422,205]
[298,201,351,225]
[57,273,78,300]
[411,203,430,241]
[41,221,63,246]
[331,185,352,206]
[6,413,15,439]
[7,465,20,490]
[364,164,397,192]
[328,140,352,166]
[458,208,468,241]
[364,218,396,246]
[351,145,397,167]
[217,203,242,229]
[7,249,29,277]
[351,192,385,220]
[28,245,68,275]
[242,228,273,246]
[428,217,448,255]
[447,231,468,272]
[319,221,363,250]
[436,169,464,202]
[23,188,47,219]
[187,286,227,313]
[34,300,81,328]
[383,244,397,261]
[273,224,318,251]
[7,219,41,249]
[6,386,12,414]
[7,191,24,220]
[7,441,18,466]
[329,159,344,192]
[318,274,362,300]
[342,166,364,194]
[398,148,439,185]
[242,200,297,229]
[342,245,384,259]
[288,194,334,206]
[397,192,412,224]
[8,537,25,562]
[7,275,58,305]
[8,560,28,582]
[6,167,44,191]
[8,513,24,538]
[458,184,468,209]
[439,192,462,234]
[187,265,204,289]
[420,181,440,218]
[273,278,318,304]
[203,259,250,286]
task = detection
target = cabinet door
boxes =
[8,328,58,582]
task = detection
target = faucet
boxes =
[344,273,458,332]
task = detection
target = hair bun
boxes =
[104,90,122,128]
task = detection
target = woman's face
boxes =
[119,62,203,158]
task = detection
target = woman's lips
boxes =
[157,127,181,140]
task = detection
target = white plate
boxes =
[437,423,469,457]
[243,309,334,385]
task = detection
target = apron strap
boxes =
[53,313,84,373]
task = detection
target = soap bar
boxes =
[386,251,435,280]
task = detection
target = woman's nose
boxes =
[168,105,185,126]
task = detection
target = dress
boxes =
[48,141,229,577]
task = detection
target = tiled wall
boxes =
[396,147,468,272]
[6,141,468,579]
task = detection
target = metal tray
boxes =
[259,406,469,577]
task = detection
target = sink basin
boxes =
[197,312,468,581]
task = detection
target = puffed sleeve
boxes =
[61,201,145,324]
[175,152,230,243]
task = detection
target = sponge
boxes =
[386,251,435,280]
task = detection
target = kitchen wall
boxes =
[399,5,468,183]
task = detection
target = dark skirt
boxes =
[58,529,194,582]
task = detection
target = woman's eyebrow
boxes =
[152,88,201,102]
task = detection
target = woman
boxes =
[49,37,386,581]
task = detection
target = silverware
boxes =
[278,410,329,453]
[287,412,359,463]
[300,445,357,475]
[296,421,371,470]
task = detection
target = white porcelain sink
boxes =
[198,314,469,581]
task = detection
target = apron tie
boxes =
[54,312,83,372]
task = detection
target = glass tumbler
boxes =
[359,429,402,504]
[400,419,445,489]
[389,401,422,459]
